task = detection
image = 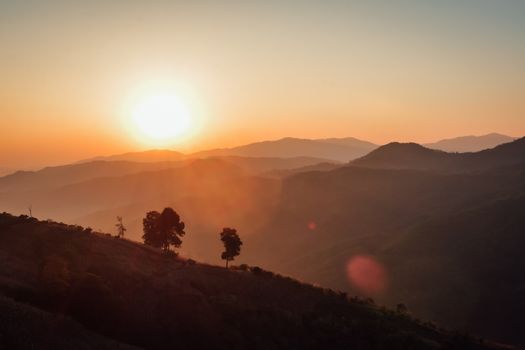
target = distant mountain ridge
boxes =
[352,137,525,172]
[424,133,515,152]
[77,149,185,163]
[70,133,515,167]
[191,137,378,162]
[0,156,332,193]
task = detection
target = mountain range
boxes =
[247,137,525,345]
[66,133,515,168]
[0,133,523,346]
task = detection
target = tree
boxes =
[142,208,185,251]
[220,227,242,268]
[115,216,127,238]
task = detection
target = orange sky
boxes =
[1,1,524,169]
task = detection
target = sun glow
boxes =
[131,92,192,143]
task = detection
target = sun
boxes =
[131,92,192,144]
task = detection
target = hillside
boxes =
[424,134,515,153]
[381,195,525,345]
[246,155,525,345]
[0,158,280,263]
[0,213,501,350]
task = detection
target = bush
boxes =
[250,266,263,275]
[163,250,179,259]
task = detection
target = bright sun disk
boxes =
[132,93,192,142]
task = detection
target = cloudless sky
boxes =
[1,0,524,168]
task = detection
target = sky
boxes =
[1,0,524,169]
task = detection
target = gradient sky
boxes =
[1,0,524,169]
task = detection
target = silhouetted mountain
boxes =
[192,137,377,162]
[381,195,525,346]
[247,143,525,345]
[2,137,525,347]
[202,155,337,174]
[0,161,184,192]
[424,133,515,153]
[0,213,500,350]
[0,156,330,194]
[78,149,185,163]
[0,158,280,262]
[264,162,341,178]
[352,137,525,172]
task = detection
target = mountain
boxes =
[201,155,338,174]
[77,149,185,163]
[381,195,525,346]
[0,213,501,349]
[0,156,330,193]
[192,137,378,162]
[0,161,185,193]
[264,161,341,178]
[424,133,515,153]
[246,139,525,345]
[352,137,525,172]
[0,158,281,263]
[77,137,376,165]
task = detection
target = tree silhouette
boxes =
[115,216,127,238]
[220,227,242,268]
[142,208,185,251]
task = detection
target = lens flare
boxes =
[346,255,387,294]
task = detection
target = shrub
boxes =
[250,266,263,275]
[163,250,179,259]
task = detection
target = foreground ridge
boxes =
[0,213,508,350]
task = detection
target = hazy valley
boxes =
[1,134,524,347]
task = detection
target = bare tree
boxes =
[115,216,127,238]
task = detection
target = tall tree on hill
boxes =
[115,216,126,238]
[220,227,242,268]
[142,208,186,251]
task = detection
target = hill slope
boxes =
[0,213,500,350]
[248,153,525,346]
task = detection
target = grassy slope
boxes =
[0,295,140,350]
[0,213,504,350]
